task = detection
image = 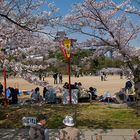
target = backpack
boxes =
[29,125,44,140]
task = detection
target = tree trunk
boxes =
[133,67,140,105]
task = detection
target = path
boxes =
[0,129,135,140]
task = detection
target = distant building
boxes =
[78,42,96,51]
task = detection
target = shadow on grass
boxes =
[77,119,113,129]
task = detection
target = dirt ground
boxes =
[0,75,128,97]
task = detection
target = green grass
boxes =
[0,103,140,129]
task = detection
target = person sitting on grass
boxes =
[99,91,115,103]
[31,87,40,103]
[63,82,69,89]
[115,88,127,103]
[125,78,133,94]
[88,87,97,100]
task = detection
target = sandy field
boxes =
[0,75,127,97]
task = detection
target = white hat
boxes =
[63,116,75,127]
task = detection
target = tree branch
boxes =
[0,13,32,31]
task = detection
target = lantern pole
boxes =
[68,56,71,104]
[63,38,72,104]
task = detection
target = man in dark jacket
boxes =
[0,82,3,96]
[53,73,58,84]
[8,87,18,104]
[29,115,48,140]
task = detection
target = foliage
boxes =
[62,0,140,98]
[71,49,92,65]
[0,0,59,86]
[90,57,124,73]
[46,48,125,74]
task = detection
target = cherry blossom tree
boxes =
[0,0,59,86]
[63,0,140,100]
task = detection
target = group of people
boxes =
[62,76,134,104]
[31,82,96,105]
[30,87,57,104]
[29,114,80,140]
[63,82,98,101]
[0,74,134,106]
[43,87,56,103]
[98,77,134,103]
[63,82,82,89]
[39,74,46,81]
[53,73,63,84]
[0,82,19,105]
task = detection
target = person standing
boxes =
[43,87,47,99]
[120,72,123,79]
[53,73,58,84]
[29,114,48,140]
[42,75,45,81]
[100,73,104,81]
[59,116,80,140]
[103,72,107,81]
[39,74,42,80]
[59,73,63,84]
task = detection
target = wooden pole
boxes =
[68,57,71,104]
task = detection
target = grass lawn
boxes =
[0,102,140,129]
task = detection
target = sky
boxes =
[47,0,92,42]
[45,0,86,42]
[48,0,84,15]
[46,0,140,47]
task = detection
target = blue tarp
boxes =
[6,89,31,97]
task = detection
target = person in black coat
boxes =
[89,87,97,100]
[125,78,133,94]
[8,87,18,104]
[0,82,3,96]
